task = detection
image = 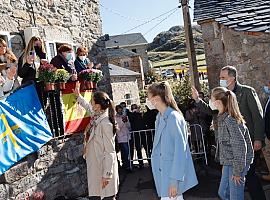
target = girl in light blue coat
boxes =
[146,82,198,200]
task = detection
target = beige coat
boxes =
[78,96,119,198]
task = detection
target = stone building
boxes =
[105,33,150,73]
[109,63,140,106]
[106,47,144,89]
[0,0,112,199]
[0,0,111,94]
[194,0,270,99]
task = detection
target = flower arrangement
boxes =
[92,69,103,83]
[55,69,70,82]
[38,62,57,83]
[78,69,96,82]
[78,68,103,90]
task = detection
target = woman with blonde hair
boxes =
[18,36,47,84]
[146,81,197,200]
[0,38,18,96]
[210,87,254,200]
[74,46,93,73]
[73,82,119,200]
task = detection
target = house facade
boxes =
[109,63,141,106]
[0,0,111,94]
[107,47,145,89]
[105,33,150,73]
[194,0,270,99]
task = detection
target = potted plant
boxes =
[38,62,57,91]
[55,69,70,90]
[92,69,103,89]
[78,69,95,90]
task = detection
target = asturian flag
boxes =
[0,84,52,175]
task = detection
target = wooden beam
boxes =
[180,0,201,90]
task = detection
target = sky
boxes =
[99,0,195,43]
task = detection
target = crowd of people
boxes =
[1,35,270,200]
[0,36,99,97]
[73,65,270,200]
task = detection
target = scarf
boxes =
[83,110,106,155]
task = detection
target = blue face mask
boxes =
[219,79,228,88]
[263,86,270,94]
[65,53,73,61]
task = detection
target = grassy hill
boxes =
[147,25,205,69]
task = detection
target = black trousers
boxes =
[89,196,116,200]
[245,152,266,200]
[129,133,148,166]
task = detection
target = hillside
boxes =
[147,25,205,69]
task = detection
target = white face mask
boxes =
[146,98,155,110]
[79,56,86,61]
[209,100,218,110]
[220,79,228,88]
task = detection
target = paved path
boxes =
[117,164,270,200]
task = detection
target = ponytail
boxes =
[226,91,245,124]
[108,100,117,135]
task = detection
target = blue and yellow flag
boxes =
[0,84,52,175]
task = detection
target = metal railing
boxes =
[187,124,208,165]
[127,129,155,169]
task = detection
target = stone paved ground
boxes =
[76,156,270,200]
[116,163,270,200]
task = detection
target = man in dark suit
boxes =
[192,66,266,200]
[262,81,270,181]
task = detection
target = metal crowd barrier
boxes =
[187,123,208,165]
[127,129,155,169]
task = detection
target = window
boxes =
[131,49,137,53]
[49,43,56,59]
[124,94,132,105]
[123,61,129,68]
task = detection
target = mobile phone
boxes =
[29,51,35,56]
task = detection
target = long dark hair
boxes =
[148,81,182,114]
[93,91,117,134]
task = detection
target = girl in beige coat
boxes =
[74,82,119,200]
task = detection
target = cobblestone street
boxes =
[116,164,270,200]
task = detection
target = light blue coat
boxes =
[151,107,198,197]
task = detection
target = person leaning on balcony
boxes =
[74,46,93,74]
[50,44,77,81]
[0,38,18,96]
[73,81,119,200]
[17,36,47,84]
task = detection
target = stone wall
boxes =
[199,20,270,100]
[124,44,149,73]
[0,133,88,200]
[221,27,270,100]
[199,21,226,90]
[0,0,114,199]
[109,56,144,89]
[0,0,112,95]
[111,76,140,106]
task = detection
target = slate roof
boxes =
[109,63,140,76]
[106,48,138,59]
[105,33,148,48]
[194,0,270,32]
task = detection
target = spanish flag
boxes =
[61,82,92,134]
